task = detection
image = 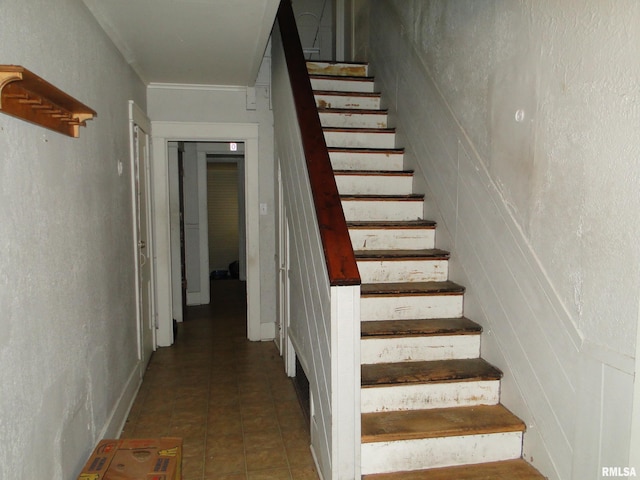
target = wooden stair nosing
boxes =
[318,107,388,115]
[361,459,547,480]
[361,317,481,338]
[361,358,503,388]
[314,89,382,98]
[334,170,414,177]
[360,281,465,297]
[307,60,368,67]
[355,249,449,261]
[361,404,525,444]
[310,73,375,82]
[329,147,404,154]
[341,194,424,201]
[347,220,436,230]
[324,126,396,134]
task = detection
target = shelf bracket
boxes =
[0,65,96,138]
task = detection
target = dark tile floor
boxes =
[121,280,320,480]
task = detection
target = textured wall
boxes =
[0,1,146,478]
[361,1,640,478]
[386,0,640,354]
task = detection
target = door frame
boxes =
[151,122,261,345]
[277,162,295,376]
[128,101,156,371]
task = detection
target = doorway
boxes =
[171,141,246,309]
[151,122,261,346]
[206,143,245,282]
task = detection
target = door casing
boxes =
[151,122,261,345]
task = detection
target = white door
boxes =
[134,124,155,367]
[277,164,295,375]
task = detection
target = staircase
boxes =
[307,61,546,479]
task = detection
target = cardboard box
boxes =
[78,437,182,480]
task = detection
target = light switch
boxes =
[260,203,268,215]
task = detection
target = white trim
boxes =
[147,83,246,92]
[260,322,276,340]
[151,121,261,344]
[582,339,635,375]
[196,151,210,305]
[330,284,361,479]
[100,363,143,439]
[167,143,183,323]
[629,302,640,469]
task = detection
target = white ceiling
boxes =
[82,0,280,86]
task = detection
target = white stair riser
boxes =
[360,334,480,364]
[324,130,396,149]
[315,93,381,110]
[336,175,413,195]
[319,111,388,129]
[357,259,449,283]
[307,61,369,77]
[361,432,523,475]
[330,151,404,171]
[342,200,423,222]
[349,228,435,250]
[361,295,464,321]
[361,380,500,413]
[311,77,375,93]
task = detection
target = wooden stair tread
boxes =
[355,249,449,260]
[361,281,465,297]
[348,220,436,229]
[307,61,369,77]
[361,404,525,443]
[361,317,481,338]
[319,107,388,114]
[341,194,424,201]
[361,459,546,479]
[314,89,381,97]
[362,358,502,387]
[334,170,414,176]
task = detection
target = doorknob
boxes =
[138,240,146,249]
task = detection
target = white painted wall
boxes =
[357,2,640,478]
[0,1,146,478]
[147,56,276,341]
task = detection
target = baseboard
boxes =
[98,361,143,439]
[260,321,276,340]
[311,444,325,480]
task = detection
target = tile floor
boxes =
[121,280,320,480]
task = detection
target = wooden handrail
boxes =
[276,0,360,286]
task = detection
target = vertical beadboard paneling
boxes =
[273,21,360,479]
[272,23,333,479]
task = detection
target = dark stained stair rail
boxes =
[276,0,360,286]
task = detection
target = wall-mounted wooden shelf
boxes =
[0,65,96,138]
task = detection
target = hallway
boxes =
[120,280,319,480]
